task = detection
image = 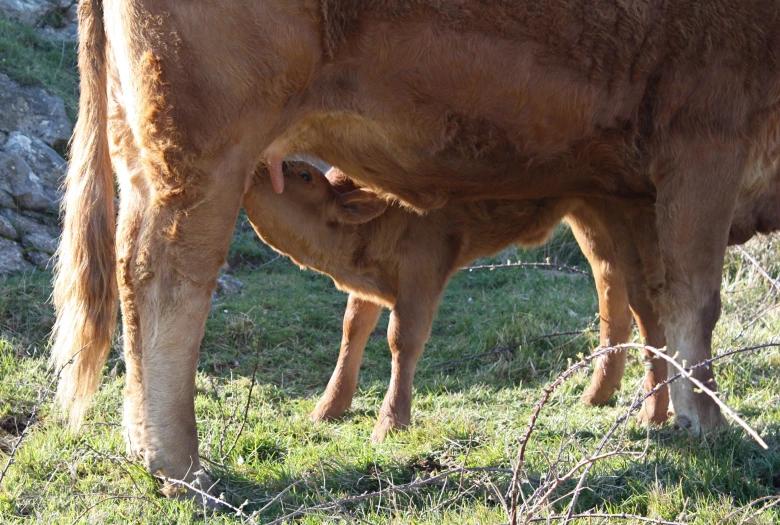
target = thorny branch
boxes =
[508,341,779,525]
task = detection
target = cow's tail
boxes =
[51,0,117,430]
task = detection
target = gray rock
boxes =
[0,213,18,240]
[26,250,55,270]
[0,152,53,211]
[215,274,243,296]
[0,132,66,212]
[0,0,58,26]
[1,208,59,238]
[20,208,60,228]
[0,73,72,151]
[21,230,57,254]
[0,189,14,209]
[36,19,78,42]
[0,237,33,275]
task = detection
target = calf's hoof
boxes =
[636,391,670,426]
[310,399,348,422]
[370,412,408,443]
[581,384,617,406]
[160,468,219,508]
[580,387,614,406]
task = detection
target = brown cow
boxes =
[52,0,780,494]
[242,161,668,442]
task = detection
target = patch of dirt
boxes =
[0,413,31,453]
[0,413,30,435]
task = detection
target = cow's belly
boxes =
[277,110,653,212]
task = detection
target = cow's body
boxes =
[52,0,780,494]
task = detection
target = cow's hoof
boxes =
[124,425,145,461]
[636,395,670,426]
[674,408,727,435]
[160,468,219,508]
[636,405,669,426]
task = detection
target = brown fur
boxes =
[55,0,780,489]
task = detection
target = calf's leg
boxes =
[571,201,670,423]
[311,294,382,421]
[568,205,634,406]
[372,290,440,443]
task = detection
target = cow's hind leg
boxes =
[117,156,248,496]
[311,294,382,421]
[652,136,744,433]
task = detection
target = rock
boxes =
[21,231,57,254]
[20,208,59,227]
[0,188,15,209]
[1,208,59,238]
[0,0,58,26]
[36,16,78,42]
[26,250,55,270]
[0,213,18,240]
[0,132,66,212]
[0,151,54,211]
[0,73,73,151]
[0,237,33,275]
[215,274,243,296]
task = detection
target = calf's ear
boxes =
[333,189,388,225]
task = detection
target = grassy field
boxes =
[1,14,779,525]
[0,17,78,122]
[1,217,779,524]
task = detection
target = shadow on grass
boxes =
[198,423,780,522]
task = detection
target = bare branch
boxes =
[155,473,259,523]
[461,261,592,277]
[262,467,513,525]
[735,245,780,295]
[524,512,688,524]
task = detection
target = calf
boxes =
[244,161,645,440]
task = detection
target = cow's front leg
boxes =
[117,157,248,497]
[311,294,382,421]
[651,135,744,433]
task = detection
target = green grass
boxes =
[1,224,779,524]
[0,17,78,122]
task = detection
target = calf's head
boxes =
[243,161,388,265]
